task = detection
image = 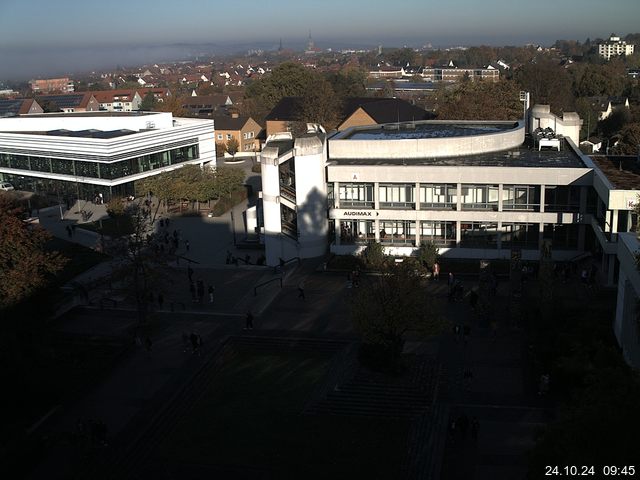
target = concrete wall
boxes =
[0,111,174,132]
[329,121,525,159]
[615,233,640,368]
[530,105,582,146]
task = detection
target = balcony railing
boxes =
[420,202,457,210]
[379,201,415,210]
[340,200,374,209]
[280,184,296,203]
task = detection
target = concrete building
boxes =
[599,34,635,60]
[29,77,74,94]
[256,104,640,367]
[0,111,215,201]
[213,114,262,153]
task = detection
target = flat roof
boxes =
[591,155,640,189]
[339,122,516,140]
[6,129,138,139]
[20,111,159,118]
[329,137,587,168]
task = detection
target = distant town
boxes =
[2,30,640,479]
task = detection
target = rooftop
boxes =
[591,155,640,190]
[343,122,514,140]
[330,136,587,169]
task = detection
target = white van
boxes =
[0,182,14,191]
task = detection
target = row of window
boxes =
[330,183,584,212]
[338,220,579,249]
[0,145,198,180]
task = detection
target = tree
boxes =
[611,123,640,155]
[351,263,445,371]
[360,241,385,269]
[437,80,523,120]
[0,195,67,310]
[155,94,186,116]
[514,60,575,113]
[245,62,314,114]
[298,75,341,128]
[226,137,239,157]
[416,241,439,270]
[139,91,157,111]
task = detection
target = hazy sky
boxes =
[1,0,639,79]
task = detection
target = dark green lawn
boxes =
[157,349,410,478]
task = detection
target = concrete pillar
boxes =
[539,184,545,213]
[375,219,380,242]
[374,182,380,210]
[415,182,420,211]
[456,183,462,211]
[334,218,341,245]
[455,221,461,246]
[334,181,340,208]
[497,221,502,250]
[612,210,619,234]
[498,184,504,212]
[579,186,587,215]
[539,222,545,252]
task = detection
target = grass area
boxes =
[158,348,409,478]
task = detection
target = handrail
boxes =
[254,276,283,296]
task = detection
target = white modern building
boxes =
[257,105,640,369]
[598,34,635,60]
[0,111,215,201]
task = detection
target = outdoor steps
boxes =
[402,402,449,480]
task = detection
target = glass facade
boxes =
[420,184,457,209]
[379,220,416,245]
[500,223,539,249]
[378,183,414,209]
[461,185,499,210]
[339,220,375,244]
[420,221,456,247]
[339,183,374,208]
[0,144,198,181]
[502,185,540,211]
[545,186,580,212]
[460,222,499,248]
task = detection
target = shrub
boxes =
[210,188,248,216]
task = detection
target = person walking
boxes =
[433,262,440,281]
[197,280,205,304]
[245,311,254,330]
[187,265,194,282]
[208,284,215,303]
[185,239,190,252]
[66,225,73,238]
[298,280,306,300]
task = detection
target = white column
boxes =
[539,185,545,213]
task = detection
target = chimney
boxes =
[230,111,239,119]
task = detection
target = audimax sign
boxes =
[343,211,379,217]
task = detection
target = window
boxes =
[378,184,415,209]
[543,224,579,249]
[500,223,539,249]
[461,185,499,210]
[420,221,456,247]
[460,222,498,248]
[502,185,540,211]
[243,133,248,139]
[281,204,297,239]
[340,220,375,244]
[217,134,223,140]
[226,134,232,140]
[338,183,374,208]
[545,186,580,212]
[379,220,416,245]
[420,184,457,209]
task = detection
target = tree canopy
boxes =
[0,195,66,310]
[437,80,523,120]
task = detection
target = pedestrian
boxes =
[196,334,203,356]
[433,262,440,281]
[197,280,205,304]
[158,293,164,309]
[188,265,194,282]
[448,271,454,288]
[71,223,76,234]
[245,311,254,330]
[298,280,306,300]
[66,225,72,238]
[159,218,164,228]
[208,284,215,303]
[145,336,153,352]
[98,193,104,205]
[454,324,461,341]
[245,254,251,264]
[185,239,190,252]
[471,417,479,441]
[226,251,232,264]
[165,218,170,227]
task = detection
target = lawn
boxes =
[156,348,410,478]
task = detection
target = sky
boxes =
[1,0,639,80]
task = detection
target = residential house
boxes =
[36,93,100,113]
[136,88,171,103]
[92,90,143,112]
[182,95,233,117]
[337,97,431,131]
[0,98,43,118]
[599,34,635,60]
[214,113,262,153]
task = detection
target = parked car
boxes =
[0,182,14,191]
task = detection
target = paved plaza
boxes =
[26,193,601,479]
